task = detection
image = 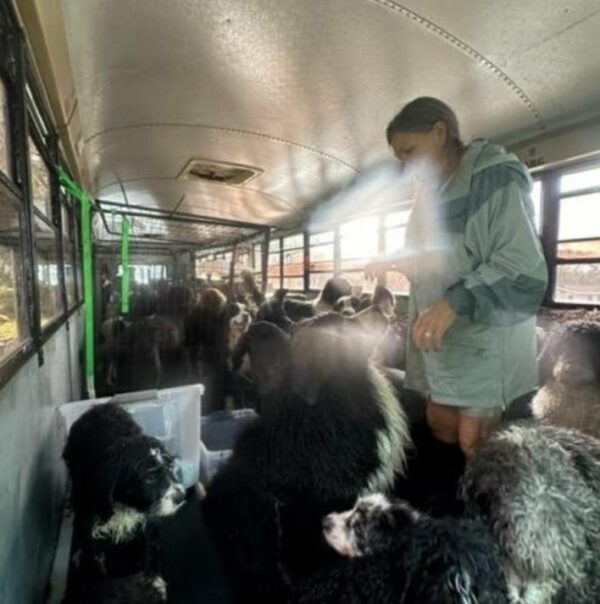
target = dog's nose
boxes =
[172,486,186,505]
[322,515,334,531]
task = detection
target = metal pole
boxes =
[120,215,130,314]
[261,229,270,295]
[57,167,96,398]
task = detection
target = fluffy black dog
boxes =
[230,321,291,414]
[203,315,409,603]
[63,403,186,578]
[294,494,508,604]
[64,572,167,604]
[257,278,354,327]
[256,288,296,331]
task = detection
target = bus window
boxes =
[554,165,600,304]
[35,217,63,326]
[383,210,410,295]
[340,216,378,293]
[282,234,304,290]
[195,251,233,282]
[28,135,51,218]
[0,77,10,180]
[62,203,76,308]
[252,242,263,288]
[0,192,28,363]
[267,239,281,293]
[309,231,334,290]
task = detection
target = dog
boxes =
[63,572,167,604]
[461,423,600,604]
[230,321,291,414]
[256,288,295,331]
[533,320,600,438]
[63,403,186,578]
[227,302,252,353]
[312,277,353,314]
[185,288,233,412]
[258,278,353,325]
[203,315,409,603]
[293,493,508,603]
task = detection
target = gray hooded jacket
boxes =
[404,139,548,408]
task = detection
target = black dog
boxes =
[294,494,508,603]
[230,321,292,414]
[203,316,409,603]
[63,403,186,579]
[64,572,167,604]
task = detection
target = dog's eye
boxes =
[144,475,157,484]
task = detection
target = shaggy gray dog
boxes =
[461,423,600,604]
[533,320,600,438]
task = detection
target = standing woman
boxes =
[368,97,547,457]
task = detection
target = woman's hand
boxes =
[364,261,390,280]
[412,298,457,352]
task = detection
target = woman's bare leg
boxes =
[426,400,459,444]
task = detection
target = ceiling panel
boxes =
[60,0,600,227]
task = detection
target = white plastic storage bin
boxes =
[59,384,203,488]
[199,409,258,484]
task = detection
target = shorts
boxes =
[459,406,504,420]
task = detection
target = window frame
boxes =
[303,206,413,296]
[281,233,305,292]
[0,5,83,389]
[266,237,283,292]
[533,157,600,307]
[308,230,335,292]
[29,122,66,333]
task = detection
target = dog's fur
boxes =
[537,320,600,386]
[258,278,353,326]
[230,321,291,414]
[64,572,167,604]
[312,277,353,314]
[227,302,252,353]
[293,493,507,603]
[63,403,186,577]
[256,288,295,331]
[202,316,409,603]
[185,288,233,413]
[533,320,600,438]
[461,423,600,604]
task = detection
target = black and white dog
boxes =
[203,315,409,603]
[64,572,167,604]
[533,320,600,438]
[293,493,508,603]
[462,423,600,604]
[63,403,186,578]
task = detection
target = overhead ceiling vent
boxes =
[178,158,262,186]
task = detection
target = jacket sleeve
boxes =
[444,177,548,326]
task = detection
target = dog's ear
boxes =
[274,289,288,304]
[388,502,420,531]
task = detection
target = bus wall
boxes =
[0,311,82,604]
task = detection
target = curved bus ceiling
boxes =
[24,0,600,230]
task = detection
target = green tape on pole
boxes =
[57,167,96,398]
[120,215,130,314]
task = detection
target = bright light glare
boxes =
[340,216,379,259]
